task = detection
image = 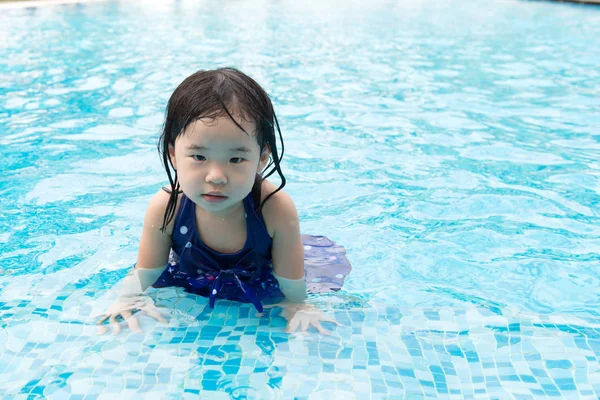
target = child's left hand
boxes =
[264,301,341,335]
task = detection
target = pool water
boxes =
[1,0,600,398]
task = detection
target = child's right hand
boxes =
[96,264,170,335]
[96,294,167,335]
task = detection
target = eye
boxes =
[230,157,245,164]
[192,155,206,161]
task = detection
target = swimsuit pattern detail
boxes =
[152,193,283,311]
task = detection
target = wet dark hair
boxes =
[158,67,286,231]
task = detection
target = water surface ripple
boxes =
[1,0,599,398]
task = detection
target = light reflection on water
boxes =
[0,0,599,397]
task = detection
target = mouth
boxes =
[202,193,228,203]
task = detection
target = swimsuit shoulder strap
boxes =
[243,194,272,255]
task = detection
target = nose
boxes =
[205,163,227,185]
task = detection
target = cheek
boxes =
[176,160,201,182]
[247,162,261,177]
[235,166,258,187]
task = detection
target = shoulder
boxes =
[144,187,183,236]
[260,180,299,238]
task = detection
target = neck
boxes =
[195,200,245,220]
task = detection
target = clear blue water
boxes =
[1,0,600,397]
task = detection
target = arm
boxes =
[262,186,340,335]
[263,190,307,302]
[134,189,178,289]
[97,189,178,334]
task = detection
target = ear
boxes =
[257,144,271,174]
[168,144,177,170]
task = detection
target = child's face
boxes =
[169,115,269,215]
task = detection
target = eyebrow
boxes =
[186,144,252,153]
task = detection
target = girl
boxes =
[97,68,349,335]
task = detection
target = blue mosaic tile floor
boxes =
[1,287,599,398]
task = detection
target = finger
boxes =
[322,316,342,326]
[311,320,331,336]
[93,311,108,319]
[285,317,300,333]
[109,314,121,336]
[97,324,108,336]
[96,314,110,326]
[146,308,168,324]
[122,311,142,333]
[299,317,309,333]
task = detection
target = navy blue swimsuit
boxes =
[152,193,283,312]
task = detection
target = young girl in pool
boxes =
[97,68,349,335]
